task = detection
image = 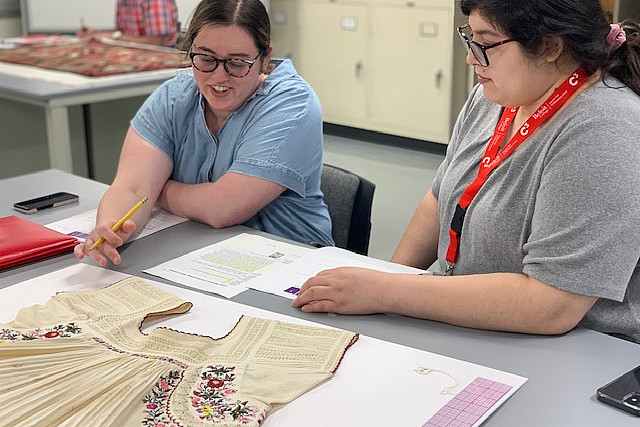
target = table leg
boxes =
[44,105,74,173]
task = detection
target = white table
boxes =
[2,169,640,426]
[0,62,186,174]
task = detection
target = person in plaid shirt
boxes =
[78,0,179,47]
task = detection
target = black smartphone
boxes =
[13,192,79,214]
[597,365,640,416]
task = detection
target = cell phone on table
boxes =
[13,192,79,214]
[597,365,640,416]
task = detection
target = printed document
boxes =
[46,206,188,242]
[143,233,313,298]
[244,246,426,299]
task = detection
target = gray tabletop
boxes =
[1,169,639,426]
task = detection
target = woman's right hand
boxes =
[74,219,137,266]
[292,267,393,314]
[74,126,172,266]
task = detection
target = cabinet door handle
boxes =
[435,69,443,88]
[355,61,363,78]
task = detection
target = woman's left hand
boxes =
[292,267,391,314]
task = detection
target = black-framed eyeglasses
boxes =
[189,51,263,77]
[457,24,514,67]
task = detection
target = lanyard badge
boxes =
[444,65,589,276]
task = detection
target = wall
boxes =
[0,101,89,180]
[20,0,196,33]
[19,0,269,34]
[618,0,640,21]
[0,0,20,36]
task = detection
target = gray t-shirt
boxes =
[431,77,640,342]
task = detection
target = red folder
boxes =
[0,215,78,270]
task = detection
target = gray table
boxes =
[0,65,181,174]
[1,169,639,426]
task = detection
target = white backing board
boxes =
[0,264,526,426]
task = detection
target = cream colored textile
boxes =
[0,277,359,426]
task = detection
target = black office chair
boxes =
[321,164,376,255]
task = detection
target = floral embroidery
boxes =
[0,323,82,342]
[192,365,264,424]
[142,370,182,427]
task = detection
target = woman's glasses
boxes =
[189,51,263,77]
[457,24,514,67]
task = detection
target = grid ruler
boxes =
[422,377,513,427]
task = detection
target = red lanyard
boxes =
[444,65,589,276]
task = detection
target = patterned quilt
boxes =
[0,39,190,77]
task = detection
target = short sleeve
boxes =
[6,278,191,329]
[522,106,640,301]
[228,82,323,197]
[131,75,195,161]
[240,317,359,403]
[143,0,179,37]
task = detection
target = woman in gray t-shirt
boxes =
[294,0,640,343]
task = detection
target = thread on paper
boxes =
[414,366,460,395]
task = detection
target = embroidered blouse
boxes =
[0,277,358,426]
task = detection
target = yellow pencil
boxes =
[90,197,148,250]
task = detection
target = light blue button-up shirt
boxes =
[131,59,333,246]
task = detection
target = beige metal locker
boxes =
[296,0,368,124]
[270,0,300,60]
[270,0,468,145]
[368,4,453,142]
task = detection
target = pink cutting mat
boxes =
[423,377,513,427]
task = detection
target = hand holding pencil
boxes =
[90,197,148,250]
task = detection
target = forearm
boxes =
[96,185,153,232]
[380,272,596,335]
[118,34,167,46]
[76,127,171,265]
[391,189,440,269]
[158,173,284,228]
[157,180,216,224]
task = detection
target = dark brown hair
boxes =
[460,0,640,95]
[180,0,270,54]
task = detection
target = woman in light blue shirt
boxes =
[76,0,333,266]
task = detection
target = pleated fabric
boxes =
[0,277,359,426]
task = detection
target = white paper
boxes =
[245,246,427,299]
[0,264,527,427]
[46,206,188,242]
[143,233,314,298]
